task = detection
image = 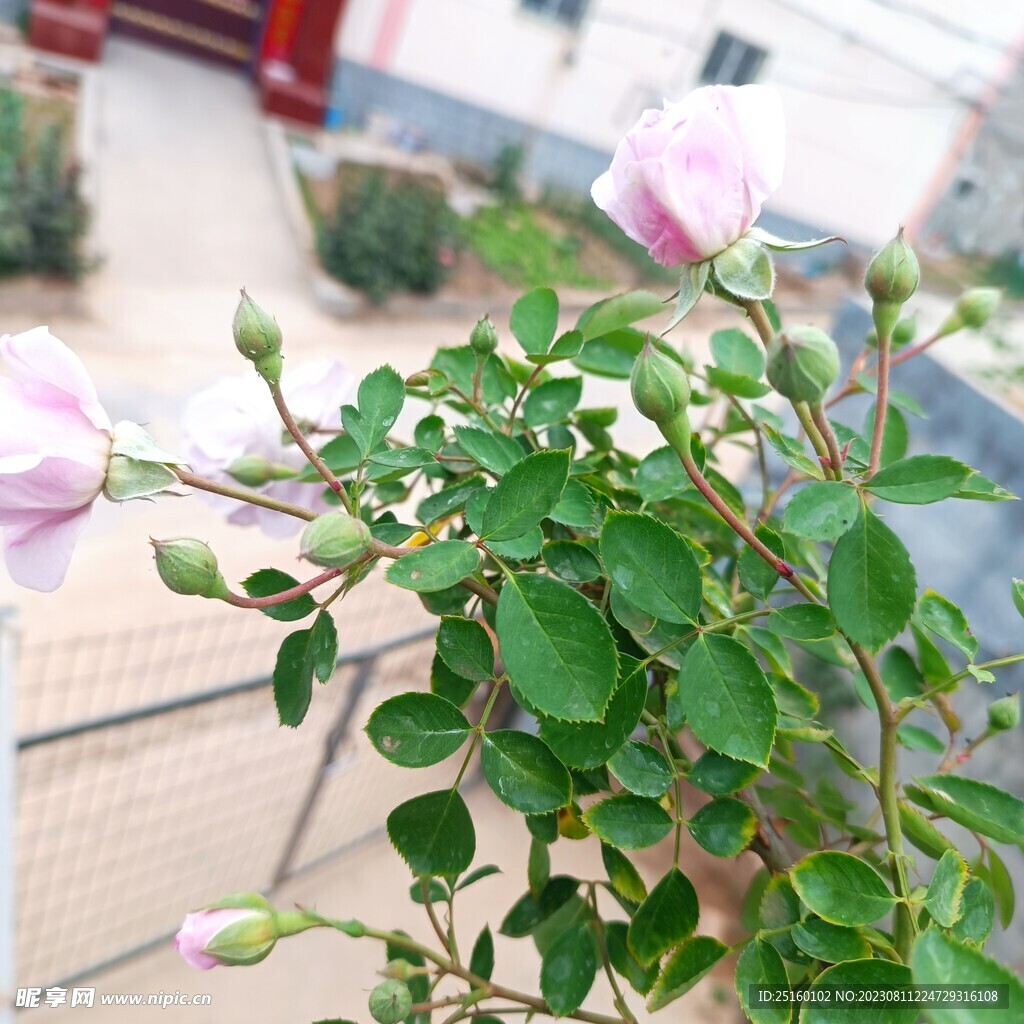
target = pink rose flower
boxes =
[0,327,113,592]
[174,908,269,970]
[592,84,785,266]
[181,361,350,538]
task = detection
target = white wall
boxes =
[336,0,1024,245]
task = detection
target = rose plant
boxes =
[3,85,1023,1023]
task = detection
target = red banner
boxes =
[260,0,306,62]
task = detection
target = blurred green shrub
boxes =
[492,142,524,206]
[0,88,90,280]
[318,171,458,305]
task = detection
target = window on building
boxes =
[700,31,767,86]
[520,0,589,29]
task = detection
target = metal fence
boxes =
[6,608,453,991]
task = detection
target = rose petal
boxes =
[2,506,93,592]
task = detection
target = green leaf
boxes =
[481,449,570,541]
[899,801,954,861]
[672,634,777,766]
[647,936,729,1011]
[767,603,837,641]
[954,471,1017,501]
[763,424,823,480]
[790,851,896,926]
[635,446,689,503]
[368,446,435,470]
[982,848,1015,928]
[737,524,785,600]
[1011,578,1024,618]
[523,376,583,428]
[583,794,673,850]
[510,287,559,356]
[540,923,598,1016]
[272,611,338,727]
[453,426,524,475]
[528,837,550,897]
[791,919,871,963]
[601,844,647,904]
[910,775,1024,845]
[306,433,362,478]
[542,541,602,583]
[758,875,805,963]
[924,848,968,928]
[608,741,674,798]
[783,480,860,540]
[436,616,494,681]
[605,921,659,995]
[496,573,617,722]
[911,928,1024,1023]
[577,290,666,341]
[686,751,761,796]
[525,328,584,366]
[480,730,572,814]
[499,876,579,937]
[802,960,916,1024]
[666,261,711,328]
[827,503,917,649]
[600,511,702,624]
[573,327,646,379]
[864,454,972,504]
[341,365,405,458]
[917,589,979,660]
[469,926,494,981]
[539,662,646,768]
[386,789,475,876]
[242,568,318,621]
[897,724,945,754]
[705,365,772,398]
[951,878,994,945]
[366,693,471,768]
[711,328,765,377]
[385,540,480,592]
[686,797,757,857]
[863,402,908,467]
[627,867,700,966]
[734,938,789,1024]
[431,651,476,707]
[417,476,484,524]
[549,478,597,529]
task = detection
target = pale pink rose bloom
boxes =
[592,84,785,266]
[181,361,350,538]
[174,908,254,970]
[0,327,113,591]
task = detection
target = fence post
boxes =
[0,609,18,1023]
[271,656,378,887]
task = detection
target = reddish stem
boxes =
[221,567,343,608]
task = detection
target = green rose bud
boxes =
[470,314,498,356]
[766,326,840,404]
[300,512,372,569]
[226,454,296,487]
[233,289,283,385]
[630,340,691,425]
[864,229,919,338]
[987,693,1020,733]
[369,980,412,1024]
[938,287,1001,338]
[151,538,229,599]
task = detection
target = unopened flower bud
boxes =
[233,289,283,385]
[766,326,840,404]
[470,314,498,356]
[865,229,919,339]
[631,340,691,425]
[300,512,372,568]
[226,454,295,487]
[938,287,1001,337]
[174,894,277,969]
[381,959,420,982]
[369,980,412,1024]
[152,538,229,599]
[987,693,1020,733]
